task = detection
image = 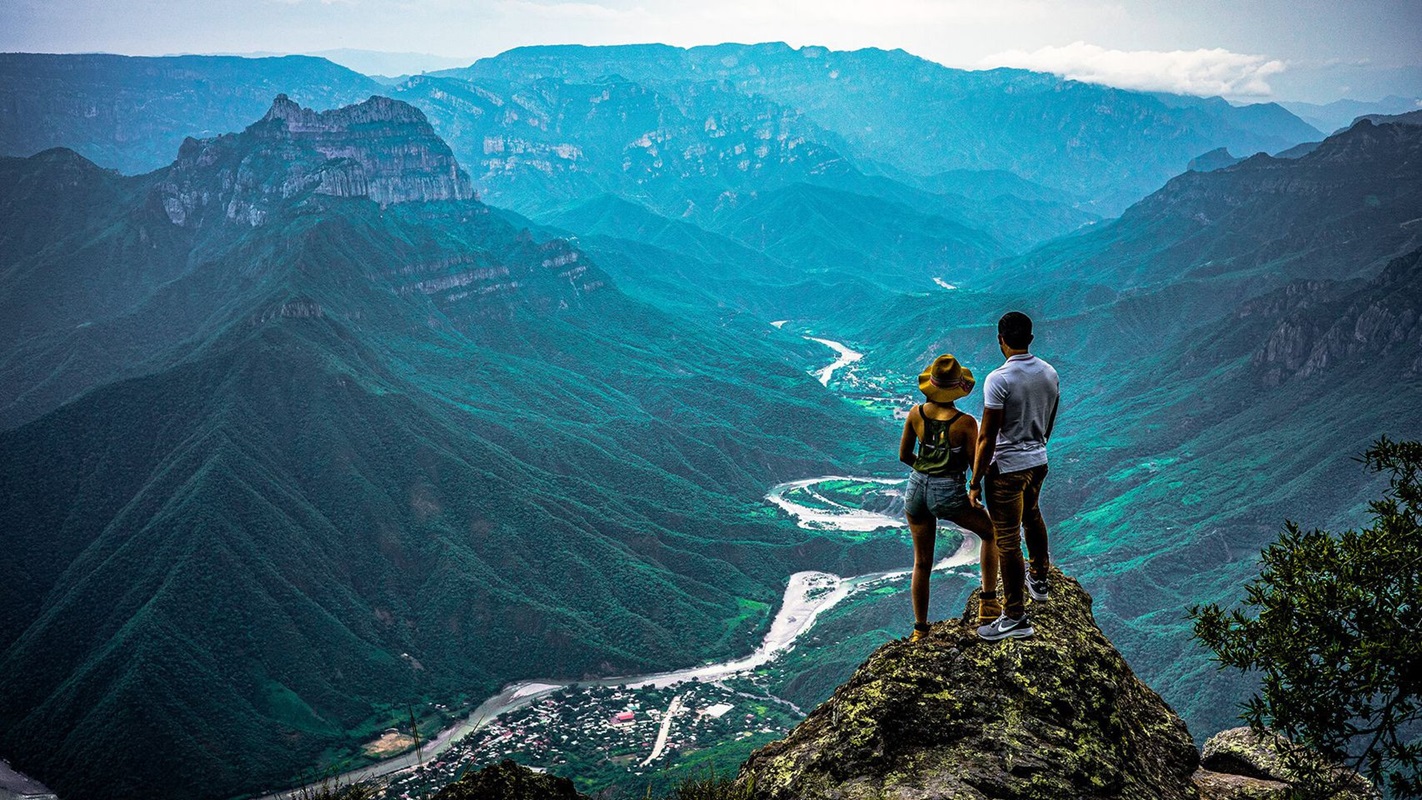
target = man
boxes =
[969,311,1060,641]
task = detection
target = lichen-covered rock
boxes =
[1200,727,1378,799]
[432,759,586,800]
[1191,768,1290,799]
[737,566,1198,800]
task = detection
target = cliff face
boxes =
[1250,247,1422,385]
[155,93,474,227]
[737,567,1200,800]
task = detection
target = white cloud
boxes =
[983,41,1287,97]
[492,0,636,21]
[688,0,1053,28]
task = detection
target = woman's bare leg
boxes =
[950,507,999,595]
[908,512,937,627]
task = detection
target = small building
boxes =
[699,703,734,719]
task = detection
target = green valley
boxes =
[0,43,1416,800]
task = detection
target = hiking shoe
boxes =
[977,593,1003,625]
[910,624,931,642]
[976,613,1034,641]
[1027,571,1049,602]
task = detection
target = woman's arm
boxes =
[899,407,919,467]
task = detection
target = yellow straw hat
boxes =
[918,354,975,402]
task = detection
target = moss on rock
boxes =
[736,566,1199,800]
[1199,727,1378,800]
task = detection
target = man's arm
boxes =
[969,406,1003,508]
[1043,369,1061,442]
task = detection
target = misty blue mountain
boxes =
[0,43,1418,800]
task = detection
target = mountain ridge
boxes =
[450,42,1322,211]
[0,97,902,800]
[159,93,474,228]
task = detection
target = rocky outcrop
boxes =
[1252,247,1422,384]
[432,759,586,800]
[1191,767,1291,800]
[729,566,1384,800]
[155,94,474,227]
[736,567,1200,800]
[1194,727,1378,800]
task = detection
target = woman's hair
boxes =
[998,311,1034,349]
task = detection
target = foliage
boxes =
[291,776,380,800]
[1191,437,1422,797]
[646,767,754,800]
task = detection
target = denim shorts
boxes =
[904,470,970,520]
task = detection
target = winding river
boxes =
[806,336,863,386]
[254,338,962,798]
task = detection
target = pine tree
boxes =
[1191,437,1422,798]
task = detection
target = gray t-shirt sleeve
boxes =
[983,369,1007,409]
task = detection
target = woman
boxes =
[899,354,1000,641]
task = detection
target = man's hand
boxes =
[971,406,1003,512]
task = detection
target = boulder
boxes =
[1200,727,1378,800]
[1191,767,1291,799]
[737,566,1199,800]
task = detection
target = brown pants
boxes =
[986,463,1049,618]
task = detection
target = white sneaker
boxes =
[976,613,1034,641]
[1028,571,1049,602]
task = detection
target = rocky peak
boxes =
[737,566,1201,799]
[734,568,1378,800]
[257,92,432,132]
[155,94,474,227]
[260,93,306,124]
[1187,147,1242,173]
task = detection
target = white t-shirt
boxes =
[982,353,1060,473]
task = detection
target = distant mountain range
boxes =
[0,46,1417,800]
[992,116,1422,308]
[0,53,384,174]
[0,95,898,800]
[2,45,1324,220]
[437,43,1321,213]
[1280,94,1422,134]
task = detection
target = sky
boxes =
[2,0,1420,103]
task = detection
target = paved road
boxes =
[639,694,685,767]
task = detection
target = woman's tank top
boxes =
[911,405,970,477]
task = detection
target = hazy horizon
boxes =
[3,0,1420,105]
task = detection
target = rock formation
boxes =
[1194,727,1379,800]
[154,93,474,227]
[730,566,1381,800]
[1251,247,1422,384]
[736,567,1200,800]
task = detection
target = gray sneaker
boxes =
[976,613,1034,641]
[1028,571,1049,602]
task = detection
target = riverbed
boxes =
[805,336,863,386]
[253,337,950,798]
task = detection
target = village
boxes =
[376,677,801,798]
